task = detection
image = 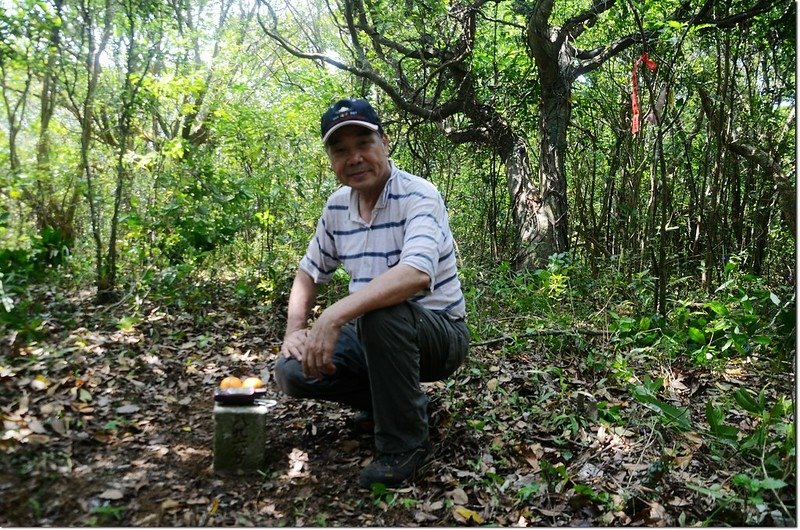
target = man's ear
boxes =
[382,134,390,151]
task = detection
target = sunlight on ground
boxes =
[285,447,309,479]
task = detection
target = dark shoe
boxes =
[358,440,433,488]
[348,411,375,436]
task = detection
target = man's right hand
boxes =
[281,328,309,361]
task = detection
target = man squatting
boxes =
[275,98,469,488]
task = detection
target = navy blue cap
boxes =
[321,98,382,143]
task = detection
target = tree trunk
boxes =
[75,0,114,301]
[537,75,571,257]
[33,0,79,265]
[505,133,550,268]
[524,3,574,267]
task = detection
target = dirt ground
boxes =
[0,288,794,526]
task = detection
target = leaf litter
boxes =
[0,285,795,526]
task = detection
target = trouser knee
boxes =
[274,356,305,397]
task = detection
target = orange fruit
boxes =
[242,377,264,388]
[219,376,243,389]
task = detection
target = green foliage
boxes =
[0,221,67,341]
[516,481,543,502]
[705,401,739,444]
[692,385,794,524]
[0,277,45,343]
[668,257,793,366]
[88,504,125,526]
[732,473,788,506]
[369,482,397,508]
[145,159,256,263]
[629,376,692,431]
[705,386,794,478]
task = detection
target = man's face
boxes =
[325,125,390,197]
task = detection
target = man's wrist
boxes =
[284,326,307,338]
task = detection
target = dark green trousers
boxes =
[275,301,469,453]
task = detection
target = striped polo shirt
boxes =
[299,162,466,319]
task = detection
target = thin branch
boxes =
[475,9,526,31]
[561,0,616,42]
[572,0,781,77]
[695,0,781,29]
[574,32,649,77]
[255,0,464,121]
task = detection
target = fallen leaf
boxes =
[49,418,67,436]
[674,454,693,469]
[161,499,181,510]
[414,510,439,523]
[99,488,125,500]
[30,375,49,391]
[133,513,159,525]
[92,433,113,444]
[646,501,668,524]
[26,418,48,434]
[682,432,704,447]
[535,507,563,517]
[668,376,688,392]
[453,506,484,524]
[519,443,543,471]
[116,404,140,414]
[576,462,603,480]
[668,496,691,507]
[446,487,469,505]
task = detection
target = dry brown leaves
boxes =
[0,287,794,526]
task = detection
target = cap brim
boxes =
[322,120,380,144]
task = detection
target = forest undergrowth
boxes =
[0,259,795,527]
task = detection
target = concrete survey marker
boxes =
[213,399,277,474]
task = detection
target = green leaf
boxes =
[769,292,781,306]
[654,400,693,431]
[705,403,739,440]
[685,482,725,499]
[758,477,788,490]
[769,397,790,420]
[752,335,771,346]
[716,278,734,291]
[117,315,138,332]
[705,402,722,428]
[633,385,692,430]
[688,22,714,34]
[734,388,764,414]
[687,327,705,343]
[707,301,728,315]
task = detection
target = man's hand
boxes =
[302,311,341,379]
[281,328,309,361]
